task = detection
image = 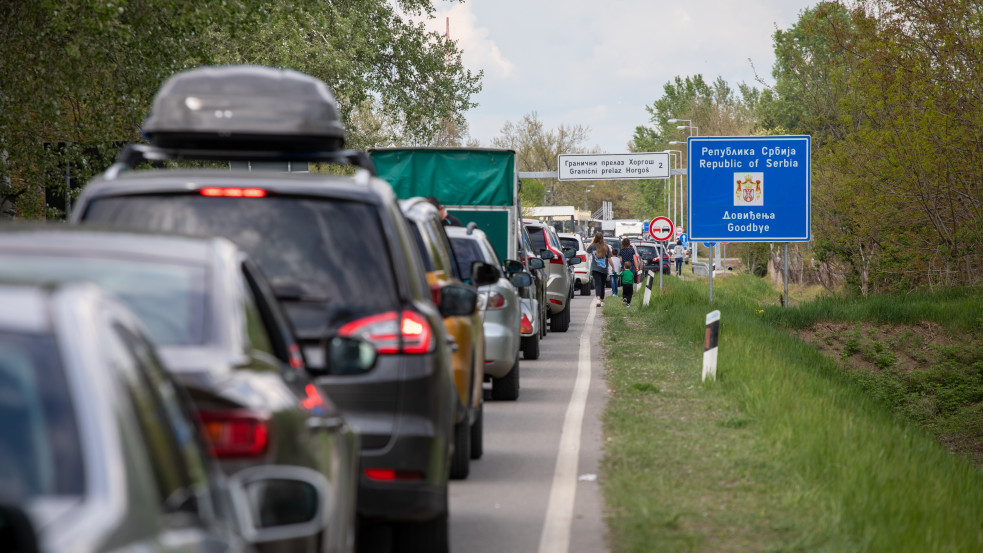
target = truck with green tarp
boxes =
[368,147,519,264]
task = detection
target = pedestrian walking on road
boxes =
[619,238,638,307]
[586,232,612,307]
[609,248,622,297]
[673,240,685,276]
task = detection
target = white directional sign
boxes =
[558,152,670,181]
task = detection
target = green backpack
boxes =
[621,268,634,285]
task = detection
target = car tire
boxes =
[470,401,483,460]
[550,303,571,333]
[580,279,590,296]
[450,417,470,479]
[522,333,540,360]
[393,501,448,553]
[491,356,520,401]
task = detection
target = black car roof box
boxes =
[143,65,346,151]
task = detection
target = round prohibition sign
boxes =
[649,216,674,241]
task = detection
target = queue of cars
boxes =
[0,65,591,553]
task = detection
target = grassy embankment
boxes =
[601,274,983,553]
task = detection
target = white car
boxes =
[558,232,591,296]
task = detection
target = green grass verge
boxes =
[601,276,983,552]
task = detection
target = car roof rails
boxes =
[103,65,377,180]
[103,143,376,180]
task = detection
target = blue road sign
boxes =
[642,220,650,233]
[678,233,688,245]
[703,242,715,248]
[688,136,811,242]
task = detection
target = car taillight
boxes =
[520,314,534,335]
[364,468,424,482]
[200,187,267,198]
[338,310,434,355]
[485,291,506,309]
[578,254,587,263]
[549,247,564,265]
[197,410,269,458]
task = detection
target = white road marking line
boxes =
[537,301,596,553]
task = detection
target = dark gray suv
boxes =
[71,65,471,552]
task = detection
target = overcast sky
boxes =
[422,0,819,154]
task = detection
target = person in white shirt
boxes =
[673,240,685,276]
[609,248,622,297]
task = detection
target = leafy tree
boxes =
[491,111,594,207]
[0,0,482,218]
[773,0,983,293]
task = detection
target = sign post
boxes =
[649,216,673,293]
[688,136,811,305]
[703,242,716,304]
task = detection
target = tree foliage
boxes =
[491,111,592,208]
[0,0,481,218]
[632,1,983,294]
[630,75,761,226]
[773,0,983,293]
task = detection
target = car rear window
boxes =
[0,330,85,497]
[635,245,657,259]
[525,226,546,251]
[82,195,399,337]
[0,255,206,345]
[559,237,580,252]
[449,237,484,282]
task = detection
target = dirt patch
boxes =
[798,321,959,374]
[797,321,983,466]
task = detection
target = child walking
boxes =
[609,248,622,297]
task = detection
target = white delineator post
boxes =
[702,310,721,382]
[642,270,654,307]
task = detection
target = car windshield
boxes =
[449,237,484,282]
[559,237,580,252]
[0,255,207,345]
[82,195,399,338]
[0,330,84,497]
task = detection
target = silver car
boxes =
[0,280,331,553]
[523,219,580,332]
[446,225,526,399]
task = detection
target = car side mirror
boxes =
[562,247,576,259]
[539,249,555,260]
[0,503,40,553]
[439,283,478,317]
[228,466,330,545]
[471,261,501,287]
[322,336,377,375]
[503,259,523,274]
[567,257,581,265]
[527,257,545,270]
[510,271,532,289]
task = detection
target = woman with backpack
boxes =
[586,232,612,307]
[619,237,640,307]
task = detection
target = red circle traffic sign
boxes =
[649,216,674,241]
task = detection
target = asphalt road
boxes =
[450,293,609,553]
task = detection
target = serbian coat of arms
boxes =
[734,172,763,206]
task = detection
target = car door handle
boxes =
[308,417,345,432]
